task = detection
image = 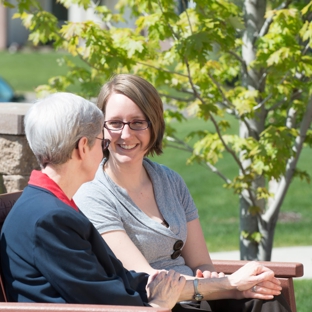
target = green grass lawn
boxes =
[0,49,85,93]
[294,279,312,312]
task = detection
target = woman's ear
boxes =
[75,137,89,159]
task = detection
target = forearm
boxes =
[179,261,283,302]
[178,277,238,301]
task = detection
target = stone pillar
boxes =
[0,4,7,50]
[0,103,39,193]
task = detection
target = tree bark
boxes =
[240,0,267,260]
[240,0,312,258]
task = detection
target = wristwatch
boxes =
[193,278,204,301]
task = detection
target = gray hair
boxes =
[25,92,104,168]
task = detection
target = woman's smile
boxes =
[119,144,138,150]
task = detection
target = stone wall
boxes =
[0,103,39,193]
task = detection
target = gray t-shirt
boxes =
[74,158,199,276]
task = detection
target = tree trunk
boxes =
[240,0,267,260]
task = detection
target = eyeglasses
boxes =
[75,135,110,154]
[95,137,110,154]
[171,240,184,259]
[104,120,151,131]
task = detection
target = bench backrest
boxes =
[0,191,23,302]
[0,191,23,230]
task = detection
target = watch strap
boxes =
[193,278,204,301]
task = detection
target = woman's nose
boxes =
[120,124,132,138]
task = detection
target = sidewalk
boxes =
[210,246,312,279]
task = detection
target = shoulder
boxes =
[75,167,120,212]
[2,186,92,252]
[11,186,87,227]
[143,158,183,182]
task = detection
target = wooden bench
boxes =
[0,191,304,311]
[0,303,169,312]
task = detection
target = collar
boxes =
[28,170,79,212]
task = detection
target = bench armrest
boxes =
[212,259,304,312]
[212,259,304,278]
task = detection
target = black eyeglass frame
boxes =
[171,239,184,260]
[104,120,151,131]
[95,137,110,153]
[75,133,110,155]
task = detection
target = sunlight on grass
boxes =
[294,279,312,312]
[0,50,86,92]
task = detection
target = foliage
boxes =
[5,0,312,260]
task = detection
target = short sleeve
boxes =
[74,164,125,234]
[75,179,125,235]
[159,164,199,223]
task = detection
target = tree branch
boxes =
[183,55,258,206]
[136,61,189,78]
[159,92,195,102]
[166,136,231,184]
[267,90,302,112]
[202,161,232,184]
[257,0,293,39]
[166,135,193,152]
[207,73,234,110]
[183,0,193,34]
[227,50,248,80]
[227,49,261,90]
[302,42,310,56]
[263,95,312,222]
[253,93,273,111]
[207,73,256,142]
[156,0,180,40]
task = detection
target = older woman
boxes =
[75,74,291,312]
[0,92,185,308]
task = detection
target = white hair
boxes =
[25,92,104,168]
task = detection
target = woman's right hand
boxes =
[146,270,186,309]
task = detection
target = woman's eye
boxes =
[110,121,122,127]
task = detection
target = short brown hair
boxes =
[97,74,165,158]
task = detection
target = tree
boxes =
[5,0,312,260]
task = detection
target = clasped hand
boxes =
[146,269,186,309]
[227,261,282,299]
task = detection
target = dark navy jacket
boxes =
[0,185,149,305]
